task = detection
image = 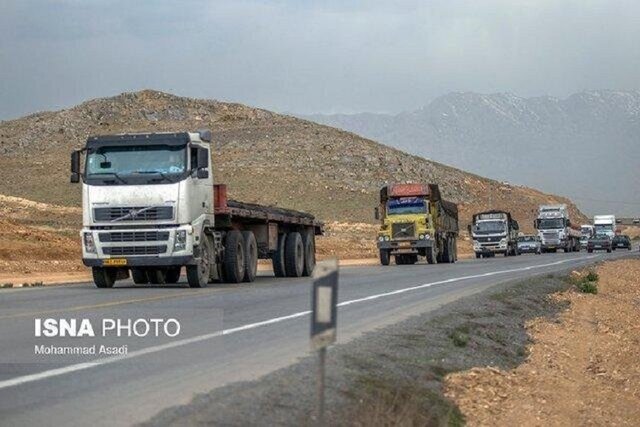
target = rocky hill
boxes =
[0,90,587,230]
[303,90,640,216]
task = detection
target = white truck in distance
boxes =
[580,224,595,249]
[593,215,616,239]
[70,130,323,288]
[534,204,581,253]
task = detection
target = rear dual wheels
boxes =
[272,230,316,278]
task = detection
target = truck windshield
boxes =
[538,218,565,229]
[86,145,187,184]
[473,220,506,234]
[594,224,613,233]
[387,197,427,215]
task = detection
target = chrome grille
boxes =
[103,245,167,256]
[94,206,173,222]
[392,222,415,239]
[98,231,170,243]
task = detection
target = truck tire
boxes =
[426,245,437,264]
[131,268,149,285]
[301,230,316,277]
[187,234,212,288]
[380,249,390,266]
[475,253,481,259]
[272,233,287,278]
[242,231,258,283]
[223,230,246,283]
[147,269,167,285]
[445,238,456,263]
[408,254,418,264]
[165,267,181,284]
[92,267,116,288]
[285,232,304,277]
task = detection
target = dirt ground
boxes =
[445,259,640,426]
[0,195,473,284]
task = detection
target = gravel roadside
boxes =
[142,269,579,427]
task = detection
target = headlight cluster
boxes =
[174,230,187,251]
[419,234,430,240]
[378,235,390,241]
[83,232,96,254]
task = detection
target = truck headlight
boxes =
[384,236,390,241]
[174,230,187,252]
[83,232,96,254]
[378,236,385,242]
[419,234,425,240]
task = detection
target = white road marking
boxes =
[0,254,599,390]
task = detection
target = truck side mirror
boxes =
[374,207,379,220]
[196,169,209,179]
[70,151,81,183]
[197,147,209,169]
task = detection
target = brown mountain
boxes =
[0,89,586,230]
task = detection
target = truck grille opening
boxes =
[477,236,500,243]
[94,206,174,222]
[103,245,167,256]
[98,231,170,243]
[392,222,415,239]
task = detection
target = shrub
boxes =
[449,326,470,347]
[585,271,599,282]
[577,280,598,294]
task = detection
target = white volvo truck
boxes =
[534,204,580,253]
[70,130,323,288]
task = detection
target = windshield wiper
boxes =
[132,170,177,183]
[91,172,128,184]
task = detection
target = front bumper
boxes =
[378,239,432,254]
[83,255,196,267]
[473,241,508,254]
[81,225,196,267]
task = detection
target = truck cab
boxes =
[470,211,519,258]
[593,215,616,240]
[535,204,580,253]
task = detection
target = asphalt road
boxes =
[0,249,637,426]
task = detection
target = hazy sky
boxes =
[1,0,639,119]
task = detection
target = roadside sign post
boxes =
[311,259,339,426]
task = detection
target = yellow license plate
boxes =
[104,258,127,266]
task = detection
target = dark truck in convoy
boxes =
[70,130,323,288]
[469,210,520,258]
[376,183,459,265]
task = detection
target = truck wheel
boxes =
[187,234,212,288]
[426,245,437,264]
[146,269,167,285]
[242,231,258,283]
[408,254,418,265]
[272,233,287,277]
[285,232,304,277]
[380,249,390,266]
[394,255,404,265]
[475,253,481,259]
[301,230,316,277]
[92,267,116,288]
[223,230,246,283]
[131,268,149,284]
[165,267,181,284]
[446,239,455,263]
